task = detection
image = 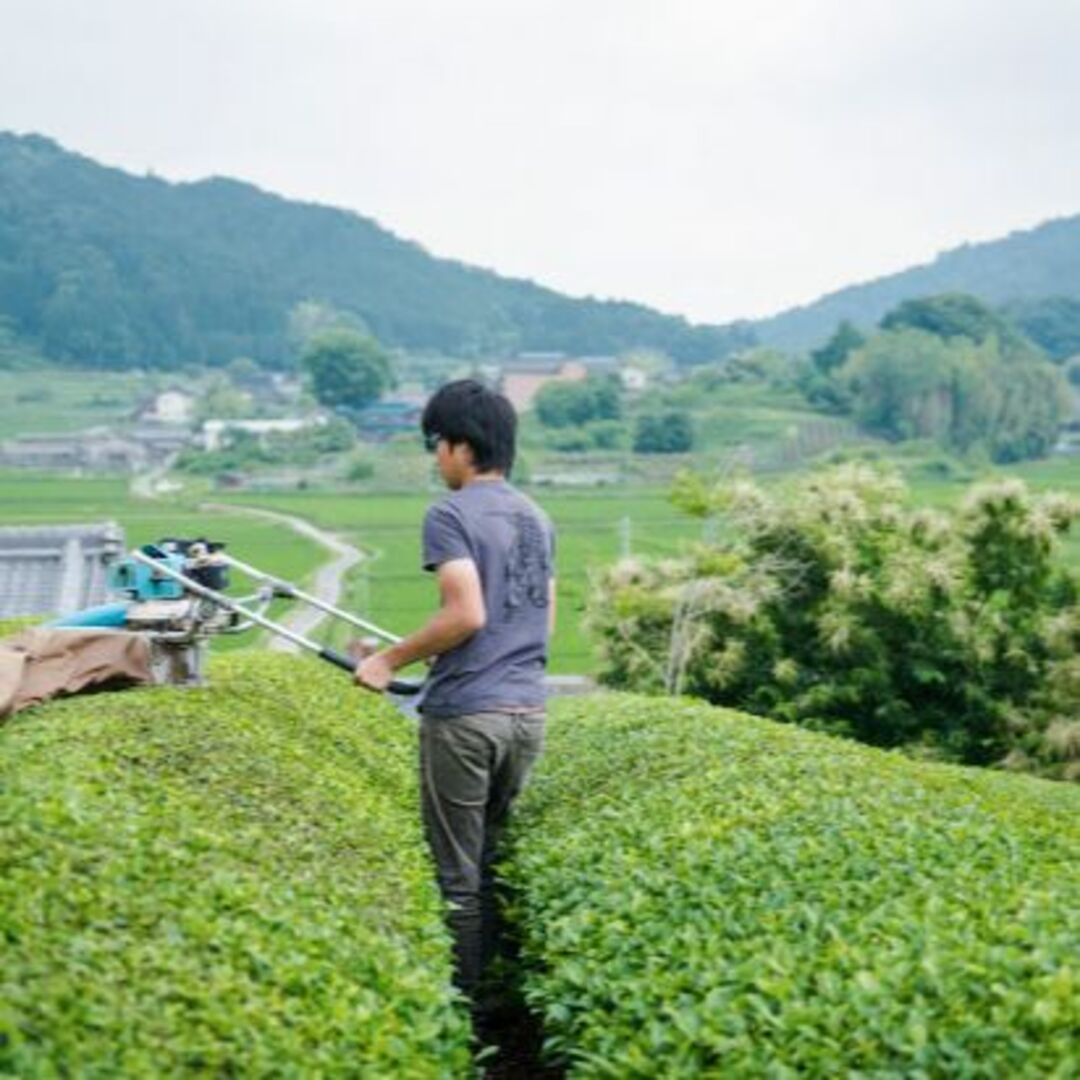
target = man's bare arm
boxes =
[355,559,485,689]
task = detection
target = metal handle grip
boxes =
[318,647,422,696]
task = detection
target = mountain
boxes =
[753,216,1080,353]
[0,132,752,369]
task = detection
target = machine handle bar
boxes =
[129,550,421,696]
[318,647,422,696]
[222,553,403,645]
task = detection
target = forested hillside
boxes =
[755,215,1080,352]
[5,132,1080,370]
[0,132,751,369]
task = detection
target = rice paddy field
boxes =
[0,369,149,437]
[209,487,707,672]
[2,452,1076,673]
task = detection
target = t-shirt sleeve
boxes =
[546,515,557,574]
[422,503,473,572]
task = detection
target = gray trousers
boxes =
[419,710,545,997]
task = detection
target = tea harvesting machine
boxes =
[50,538,419,694]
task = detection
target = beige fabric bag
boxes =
[0,628,152,720]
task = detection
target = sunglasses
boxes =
[422,432,442,453]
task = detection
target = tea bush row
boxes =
[0,653,472,1077]
[503,694,1080,1077]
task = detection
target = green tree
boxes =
[301,329,395,412]
[842,328,1068,460]
[287,300,370,358]
[880,293,1039,361]
[534,376,621,428]
[1003,296,1080,361]
[195,373,253,421]
[587,467,1080,777]
[843,329,967,443]
[1064,355,1080,387]
[811,321,866,375]
[633,411,693,453]
[226,356,264,391]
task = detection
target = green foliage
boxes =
[0,653,471,1075]
[880,293,1035,356]
[540,418,628,453]
[503,694,1080,1077]
[811,320,866,375]
[0,315,43,369]
[633,411,694,453]
[346,455,377,482]
[534,376,622,428]
[713,348,795,387]
[1003,296,1080,362]
[302,329,395,413]
[194,372,253,421]
[840,328,1068,462]
[287,300,371,357]
[224,355,268,392]
[175,420,355,476]
[584,418,628,450]
[588,466,1080,776]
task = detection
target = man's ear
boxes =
[450,440,476,468]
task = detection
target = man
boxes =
[355,379,556,1002]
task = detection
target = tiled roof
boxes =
[0,523,125,619]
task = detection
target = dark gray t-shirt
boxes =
[420,479,555,718]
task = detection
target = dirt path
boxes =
[129,456,181,500]
[199,501,363,650]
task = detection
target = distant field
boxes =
[211,488,706,673]
[0,369,149,436]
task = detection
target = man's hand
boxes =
[355,651,396,693]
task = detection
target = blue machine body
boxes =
[51,603,131,628]
[106,550,188,600]
[48,548,189,629]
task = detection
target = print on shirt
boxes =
[504,510,550,620]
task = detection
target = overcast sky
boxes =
[1,0,1078,324]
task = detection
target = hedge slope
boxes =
[0,654,471,1077]
[504,695,1080,1078]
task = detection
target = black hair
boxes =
[421,379,517,475]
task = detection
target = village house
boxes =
[498,353,588,412]
[0,429,150,472]
[134,388,196,425]
[201,416,325,451]
[129,422,194,462]
[498,353,638,411]
[352,394,426,441]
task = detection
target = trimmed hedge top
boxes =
[0,654,471,1077]
[504,695,1080,1078]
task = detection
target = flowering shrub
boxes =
[504,695,1080,1076]
[0,654,471,1076]
[586,466,1080,778]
